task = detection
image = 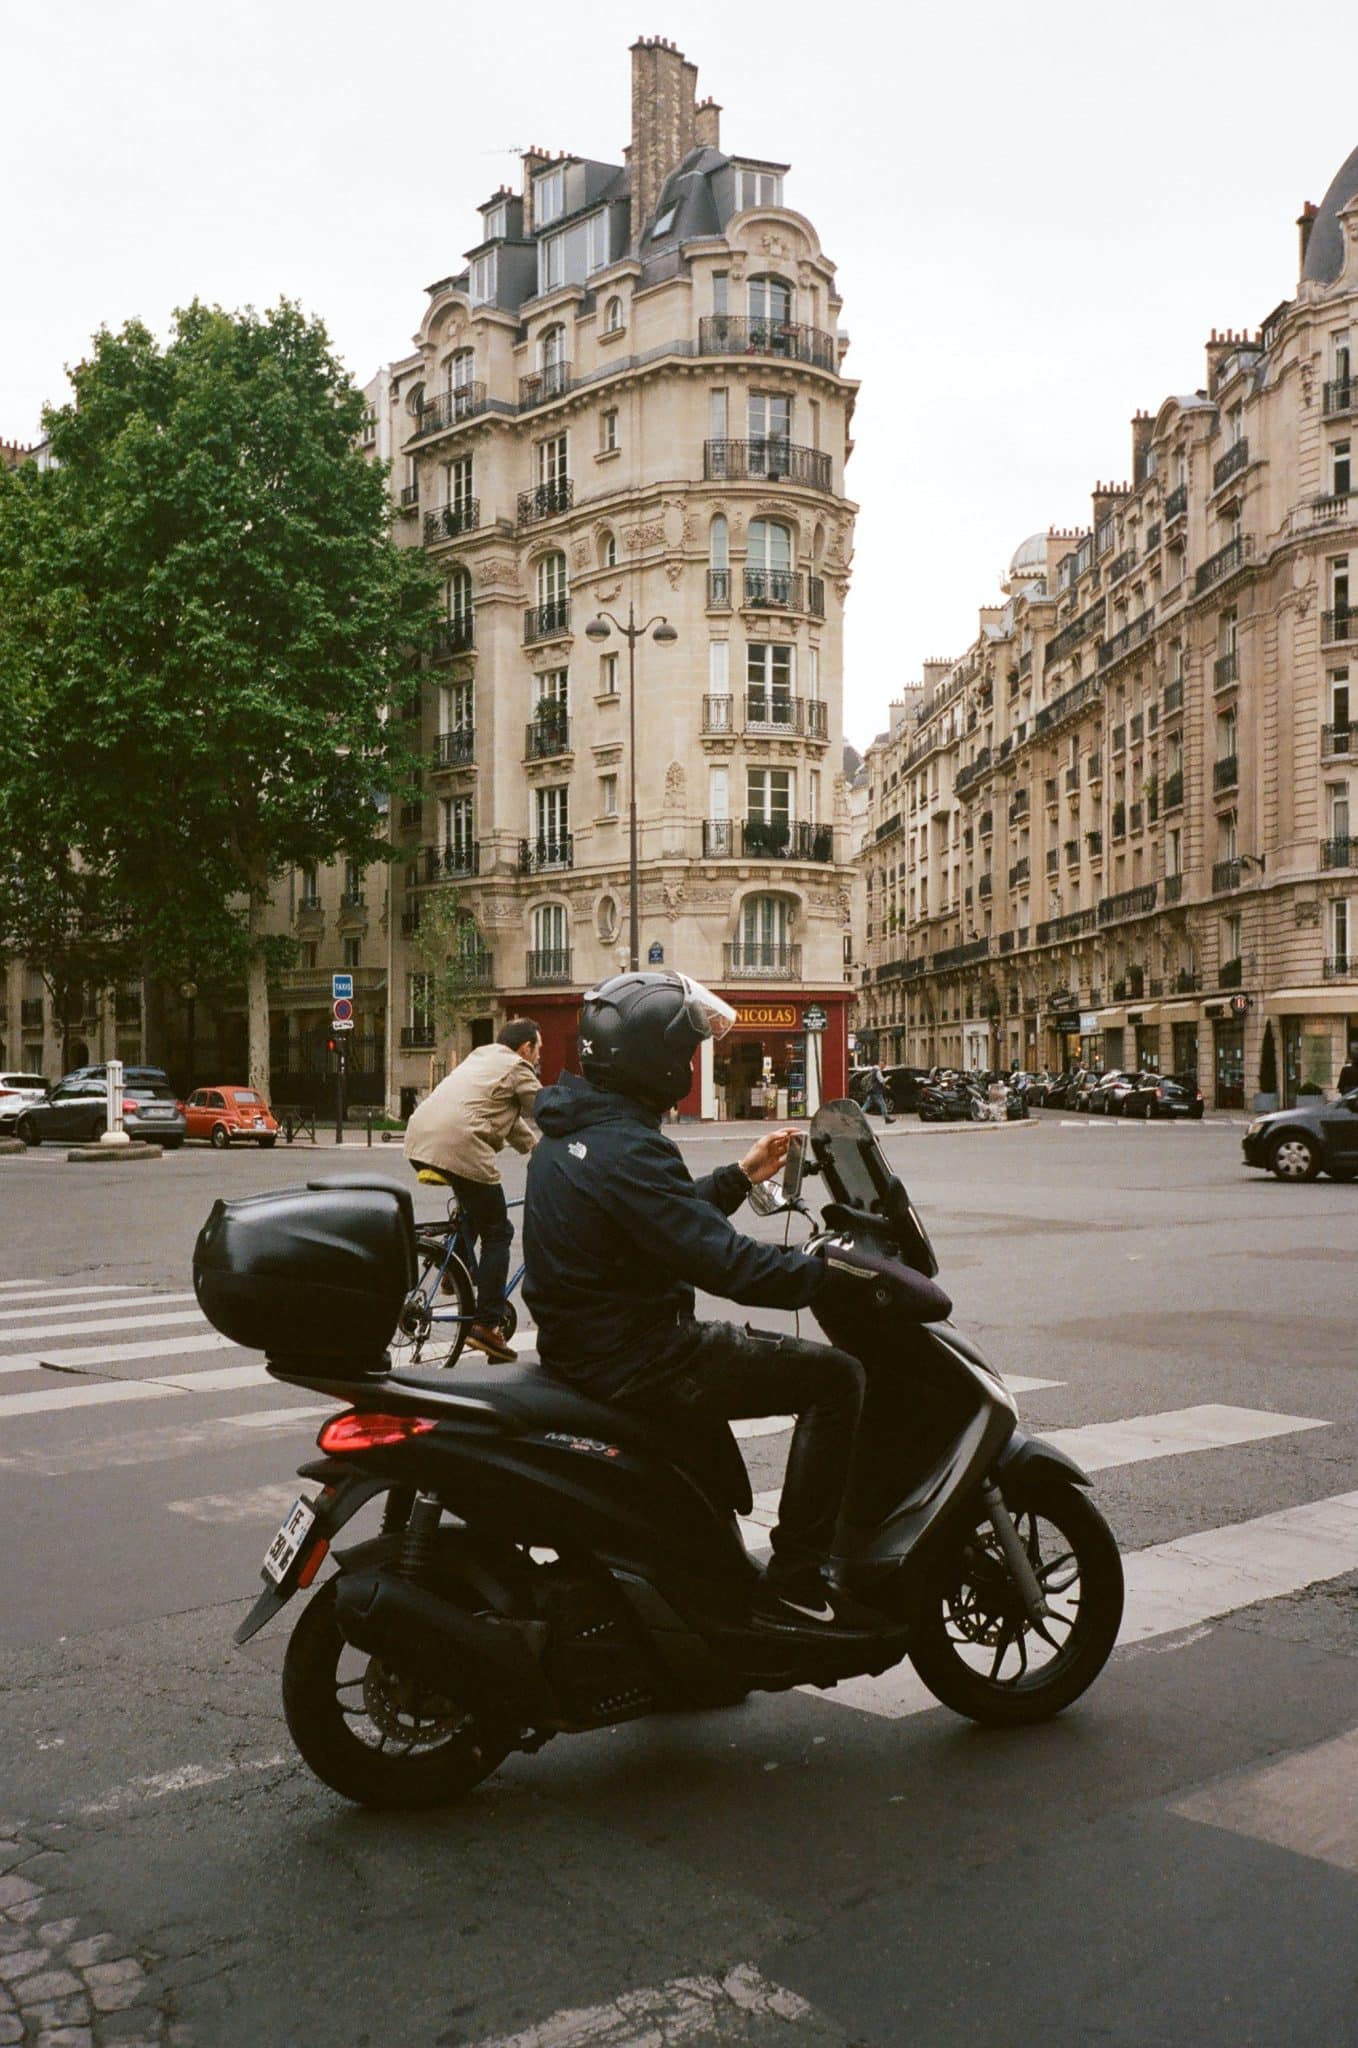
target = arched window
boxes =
[447,347,474,392]
[598,530,617,568]
[537,551,568,608]
[709,514,729,605]
[746,518,794,607]
[530,902,570,978]
[738,893,792,971]
[604,296,624,334]
[748,274,793,330]
[541,324,566,370]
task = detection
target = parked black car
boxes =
[1242,1091,1358,1181]
[1122,1072,1205,1120]
[848,1064,931,1114]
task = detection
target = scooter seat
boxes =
[387,1362,753,1516]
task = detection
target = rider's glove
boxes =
[814,1241,952,1323]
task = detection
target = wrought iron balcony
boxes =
[1164,678,1184,714]
[400,1024,435,1049]
[424,499,480,544]
[1087,830,1103,858]
[955,751,991,797]
[1130,801,1144,832]
[1164,873,1184,904]
[410,384,488,438]
[1009,857,1030,888]
[519,836,573,874]
[1045,849,1060,876]
[1036,908,1097,945]
[519,363,572,408]
[1322,723,1353,759]
[1323,955,1355,978]
[1322,836,1356,869]
[1164,769,1184,810]
[703,438,833,492]
[1213,754,1239,792]
[702,694,735,735]
[1112,802,1127,839]
[742,569,804,611]
[399,908,421,936]
[704,819,735,857]
[1213,439,1249,490]
[706,569,731,607]
[808,575,826,618]
[740,818,834,862]
[400,482,420,509]
[932,937,991,971]
[1195,534,1251,594]
[1064,765,1080,793]
[1108,546,1136,585]
[297,894,322,914]
[697,315,838,372]
[523,600,571,644]
[525,713,571,759]
[1219,956,1243,988]
[1130,713,1144,744]
[1088,754,1103,781]
[1322,609,1353,645]
[978,810,994,837]
[1099,882,1158,925]
[1164,482,1188,522]
[1323,380,1355,418]
[432,616,474,659]
[722,942,804,979]
[339,890,366,911]
[1044,778,1059,806]
[399,801,423,828]
[1064,838,1080,866]
[1212,857,1243,892]
[422,841,480,883]
[1112,723,1126,754]
[1008,793,1030,823]
[436,727,475,767]
[1099,610,1155,669]
[518,479,573,527]
[1145,522,1161,552]
[742,693,828,738]
[978,873,993,899]
[1214,649,1239,689]
[527,948,572,985]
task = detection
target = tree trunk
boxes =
[245,894,272,1099]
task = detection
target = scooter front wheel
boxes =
[908,1474,1123,1726]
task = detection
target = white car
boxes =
[0,1073,48,1132]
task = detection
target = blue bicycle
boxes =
[390,1172,526,1370]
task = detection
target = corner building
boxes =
[858,146,1358,1110]
[387,38,858,1116]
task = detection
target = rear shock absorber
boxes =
[398,1491,442,1579]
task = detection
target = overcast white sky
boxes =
[5,0,1356,748]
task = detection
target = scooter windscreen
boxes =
[809,1099,940,1278]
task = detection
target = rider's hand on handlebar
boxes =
[815,1241,952,1323]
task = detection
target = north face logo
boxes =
[568,1141,588,1160]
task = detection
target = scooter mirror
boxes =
[745,1175,788,1217]
[782,1132,806,1203]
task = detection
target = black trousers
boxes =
[614,1320,865,1576]
[448,1175,513,1322]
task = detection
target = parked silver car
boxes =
[15,1076,187,1148]
[0,1073,49,1132]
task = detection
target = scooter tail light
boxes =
[317,1411,439,1454]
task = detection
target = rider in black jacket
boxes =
[524,971,951,1626]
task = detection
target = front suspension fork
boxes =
[981,1482,1050,1627]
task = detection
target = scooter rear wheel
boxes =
[908,1473,1123,1725]
[281,1577,512,1807]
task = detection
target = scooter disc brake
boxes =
[361,1661,464,1747]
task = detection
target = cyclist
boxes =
[403,1019,542,1361]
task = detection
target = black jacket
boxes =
[523,1072,825,1393]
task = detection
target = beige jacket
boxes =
[402,1043,540,1184]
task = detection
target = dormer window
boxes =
[469,252,496,306]
[734,167,783,209]
[536,165,565,227]
[651,206,678,239]
[483,202,507,241]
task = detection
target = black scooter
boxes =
[194,1100,1124,1809]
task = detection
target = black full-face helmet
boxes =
[578,972,737,1111]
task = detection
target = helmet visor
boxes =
[676,974,737,1042]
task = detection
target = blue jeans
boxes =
[864,1085,892,1118]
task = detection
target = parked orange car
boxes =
[184,1086,279,1149]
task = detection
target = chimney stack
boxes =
[629,37,701,247]
[520,148,552,235]
[694,95,722,151]
[1130,410,1154,487]
[1298,200,1318,272]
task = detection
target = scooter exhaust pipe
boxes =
[334,1572,556,1721]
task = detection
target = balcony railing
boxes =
[519,363,572,408]
[518,479,573,527]
[1130,801,1144,833]
[1036,908,1097,945]
[297,894,322,914]
[955,750,992,797]
[1098,882,1158,925]
[1044,777,1059,806]
[1322,723,1353,759]
[722,942,804,979]
[339,890,366,911]
[1008,857,1030,888]
[1321,609,1353,645]
[931,937,991,971]
[424,499,480,544]
[1099,609,1156,669]
[1087,830,1103,858]
[1045,849,1060,876]
[742,694,828,738]
[20,999,44,1029]
[1065,764,1080,792]
[1164,482,1188,522]
[808,575,826,618]
[523,600,571,644]
[697,315,838,372]
[742,569,804,611]
[703,438,833,492]
[1064,838,1080,866]
[978,810,994,837]
[1129,713,1144,744]
[1009,794,1030,823]
[519,836,573,874]
[410,383,489,438]
[436,727,475,766]
[432,616,474,658]
[702,694,735,734]
[1213,439,1249,490]
[1195,534,1251,594]
[706,569,731,607]
[1323,955,1355,978]
[422,841,480,883]
[978,873,993,899]
[1108,546,1136,585]
[704,819,735,857]
[1164,678,1184,714]
[1112,802,1127,839]
[1112,723,1126,754]
[1164,872,1184,904]
[1212,857,1243,892]
[525,714,571,759]
[400,1024,435,1049]
[1323,379,1355,418]
[1214,649,1239,689]
[1213,753,1239,792]
[1164,769,1184,810]
[1219,956,1243,989]
[1321,836,1356,869]
[527,948,572,984]
[400,482,420,509]
[741,819,834,862]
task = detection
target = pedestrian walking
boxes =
[861,1061,896,1124]
[403,1020,542,1361]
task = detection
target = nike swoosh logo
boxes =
[778,1598,834,1621]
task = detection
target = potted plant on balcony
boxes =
[1255,1021,1279,1113]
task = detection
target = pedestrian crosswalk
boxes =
[1,1274,1354,1723]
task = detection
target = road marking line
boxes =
[1172,1726,1358,1877]
[0,1291,197,1322]
[1042,1404,1327,1472]
[0,1342,243,1414]
[817,1489,1358,1720]
[0,1309,209,1343]
[219,1403,333,1430]
[467,1966,816,2048]
[0,1283,163,1303]
[0,1378,189,1417]
[153,1363,269,1393]
[70,1754,288,1818]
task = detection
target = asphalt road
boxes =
[0,1114,1356,2048]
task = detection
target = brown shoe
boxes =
[466,1322,516,1364]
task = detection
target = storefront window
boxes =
[1136,1026,1160,1073]
[1283,1017,1302,1107]
[1172,1022,1198,1080]
[1214,1020,1245,1109]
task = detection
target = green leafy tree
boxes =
[0,302,440,1090]
[408,889,493,1056]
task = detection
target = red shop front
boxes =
[675,989,850,1121]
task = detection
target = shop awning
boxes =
[1159,1000,1202,1019]
[1095,1007,1127,1029]
[1259,988,1356,1018]
[1125,1006,1163,1026]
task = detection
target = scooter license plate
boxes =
[262,1497,316,1586]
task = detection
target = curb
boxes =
[65,1142,165,1163]
[0,1137,25,1156]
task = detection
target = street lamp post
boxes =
[584,605,678,972]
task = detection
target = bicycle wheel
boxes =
[388,1251,475,1371]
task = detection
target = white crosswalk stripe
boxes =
[0,1292,197,1321]
[4,1309,209,1343]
